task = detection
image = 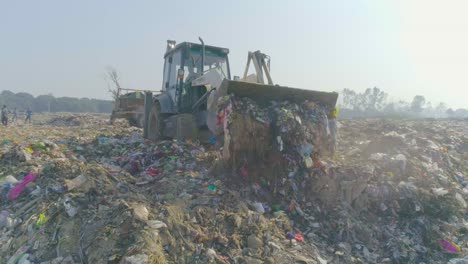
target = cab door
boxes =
[162,51,182,108]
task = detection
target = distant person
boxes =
[1,105,8,126]
[25,108,32,124]
[12,108,18,123]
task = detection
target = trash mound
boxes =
[216,96,336,182]
[0,116,327,264]
[43,114,116,128]
[328,119,468,262]
[0,114,467,263]
[46,116,83,126]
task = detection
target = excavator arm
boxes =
[241,50,273,85]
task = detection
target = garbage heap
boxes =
[0,114,467,264]
[326,119,468,263]
[216,95,337,186]
[43,113,106,127]
[0,114,329,264]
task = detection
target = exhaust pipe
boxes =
[199,37,205,74]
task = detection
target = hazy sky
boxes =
[1,0,467,108]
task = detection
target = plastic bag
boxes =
[8,173,38,200]
[440,239,461,253]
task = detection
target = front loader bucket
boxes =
[206,79,338,136]
[218,79,338,108]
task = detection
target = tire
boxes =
[147,103,163,141]
[109,112,116,125]
[136,114,144,128]
[128,115,144,128]
[128,117,136,127]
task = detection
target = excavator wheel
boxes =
[136,114,144,128]
[109,111,116,125]
[128,114,144,128]
[147,103,163,141]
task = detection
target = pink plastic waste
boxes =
[440,239,461,253]
[8,173,38,200]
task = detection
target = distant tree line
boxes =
[0,90,113,113]
[338,87,468,119]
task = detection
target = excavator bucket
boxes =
[218,79,338,107]
[206,79,339,135]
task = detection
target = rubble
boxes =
[0,114,466,263]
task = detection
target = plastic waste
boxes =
[47,184,66,194]
[304,157,313,168]
[29,186,41,196]
[277,136,284,151]
[8,172,38,200]
[432,188,449,196]
[240,166,248,178]
[133,204,149,221]
[64,174,87,191]
[329,118,338,149]
[333,107,339,117]
[369,153,386,161]
[206,248,217,260]
[98,136,110,145]
[323,112,330,136]
[116,182,129,193]
[286,232,304,243]
[394,154,407,172]
[63,196,77,217]
[146,168,160,176]
[298,143,313,157]
[455,193,466,208]
[294,233,304,242]
[209,136,216,145]
[147,220,167,229]
[124,254,149,264]
[1,183,14,201]
[36,213,47,227]
[6,246,28,264]
[440,239,461,253]
[253,202,265,214]
[17,254,31,264]
[0,210,11,228]
[2,175,19,184]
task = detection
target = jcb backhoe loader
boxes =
[143,38,338,141]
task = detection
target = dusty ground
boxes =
[0,114,467,264]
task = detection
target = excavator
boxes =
[143,38,338,141]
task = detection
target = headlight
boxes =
[177,68,184,79]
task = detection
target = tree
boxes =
[383,102,395,113]
[105,66,121,100]
[340,88,358,110]
[435,102,448,115]
[454,108,468,118]
[34,94,55,112]
[434,102,447,117]
[362,87,388,112]
[395,100,410,112]
[411,95,426,113]
[0,90,113,113]
[446,108,455,117]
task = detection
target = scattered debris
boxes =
[0,114,466,263]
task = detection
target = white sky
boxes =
[0,0,466,109]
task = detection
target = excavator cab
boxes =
[161,41,230,114]
[144,40,231,141]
